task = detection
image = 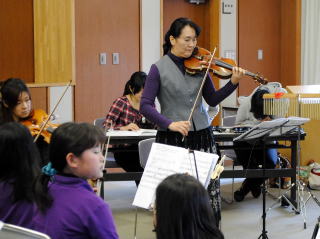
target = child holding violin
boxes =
[32,122,119,239]
[0,122,41,228]
[0,78,54,166]
[0,78,33,123]
[140,17,246,225]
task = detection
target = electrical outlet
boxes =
[99,53,107,65]
[258,49,263,60]
[112,53,120,65]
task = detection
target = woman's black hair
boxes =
[163,17,201,55]
[34,122,106,212]
[250,89,271,120]
[0,122,41,203]
[0,78,31,124]
[123,71,147,96]
[155,174,224,239]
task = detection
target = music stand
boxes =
[234,118,289,239]
[265,117,312,230]
[311,217,320,239]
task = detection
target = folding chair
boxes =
[0,221,50,239]
[93,117,145,199]
[93,117,105,129]
[138,138,156,168]
[220,107,241,203]
[93,117,118,168]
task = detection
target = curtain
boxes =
[301,0,320,85]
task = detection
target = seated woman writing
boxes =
[104,71,156,180]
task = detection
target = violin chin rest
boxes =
[185,69,196,75]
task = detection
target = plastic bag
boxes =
[309,162,320,190]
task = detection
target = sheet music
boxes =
[233,118,288,141]
[268,117,310,136]
[132,143,219,209]
[106,129,157,137]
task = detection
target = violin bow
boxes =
[33,80,72,143]
[187,47,217,125]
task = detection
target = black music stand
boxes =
[311,217,320,239]
[265,117,312,229]
[234,118,289,239]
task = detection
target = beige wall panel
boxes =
[33,0,75,84]
[300,120,320,165]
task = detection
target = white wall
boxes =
[219,0,237,108]
[49,86,73,123]
[301,0,320,85]
[141,0,161,73]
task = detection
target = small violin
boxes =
[20,109,58,143]
[184,47,268,85]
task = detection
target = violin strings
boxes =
[215,59,233,70]
[216,59,257,80]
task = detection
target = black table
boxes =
[103,130,305,206]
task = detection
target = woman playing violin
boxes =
[0,78,51,165]
[140,17,246,225]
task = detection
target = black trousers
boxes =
[234,141,278,189]
[113,144,143,172]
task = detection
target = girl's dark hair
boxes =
[163,17,201,55]
[34,122,106,212]
[250,89,271,120]
[123,71,147,96]
[155,174,224,239]
[0,78,31,123]
[0,122,41,203]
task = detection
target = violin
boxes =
[20,109,58,143]
[21,81,72,143]
[184,47,268,85]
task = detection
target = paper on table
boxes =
[106,129,157,137]
[132,143,219,209]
